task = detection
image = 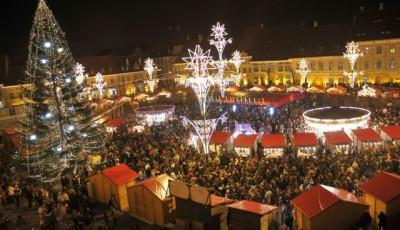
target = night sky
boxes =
[1,0,398,63]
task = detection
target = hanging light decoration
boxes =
[229,50,243,86]
[296,58,310,86]
[144,57,159,93]
[343,41,363,88]
[95,72,104,96]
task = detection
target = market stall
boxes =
[351,128,383,151]
[323,131,352,153]
[227,200,278,230]
[286,85,304,93]
[293,132,318,157]
[88,164,139,211]
[291,184,368,230]
[380,125,400,145]
[306,85,325,93]
[233,134,258,157]
[360,171,400,229]
[105,117,127,133]
[357,85,382,97]
[261,134,286,157]
[136,105,175,126]
[249,85,266,92]
[169,181,233,230]
[327,85,347,95]
[127,174,175,226]
[267,85,285,92]
[209,131,233,153]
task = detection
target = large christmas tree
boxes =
[20,0,104,182]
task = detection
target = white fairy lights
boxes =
[229,50,243,86]
[144,57,159,93]
[74,63,86,85]
[297,58,310,86]
[343,41,363,88]
[95,72,104,96]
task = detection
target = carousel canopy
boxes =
[352,128,382,143]
[306,85,325,93]
[291,184,368,219]
[102,164,139,186]
[227,200,278,215]
[210,131,232,145]
[360,171,400,203]
[261,134,285,148]
[233,134,258,148]
[293,133,318,147]
[327,86,347,95]
[324,131,352,146]
[381,125,400,140]
[106,117,127,128]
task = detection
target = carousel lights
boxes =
[232,104,237,112]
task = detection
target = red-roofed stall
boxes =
[293,133,319,157]
[227,200,279,230]
[291,184,369,230]
[261,134,286,157]
[105,117,127,133]
[209,131,233,153]
[169,181,233,230]
[127,174,175,225]
[361,171,400,229]
[352,128,383,151]
[233,134,258,157]
[324,131,352,153]
[380,125,400,144]
[88,164,139,211]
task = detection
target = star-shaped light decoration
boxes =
[144,57,156,80]
[95,72,104,97]
[343,41,363,70]
[296,58,310,86]
[74,63,86,85]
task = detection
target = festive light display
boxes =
[95,72,104,96]
[144,57,159,93]
[343,41,363,88]
[297,58,310,86]
[21,0,104,182]
[74,63,86,85]
[181,112,227,154]
[229,50,244,86]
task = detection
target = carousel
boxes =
[303,106,370,136]
[136,105,175,126]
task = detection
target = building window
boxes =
[278,65,283,72]
[338,62,343,70]
[318,62,323,70]
[364,61,369,70]
[310,62,315,71]
[390,46,396,54]
[284,65,290,72]
[389,59,396,69]
[376,60,382,69]
[364,47,369,54]
[376,46,382,54]
[328,63,333,71]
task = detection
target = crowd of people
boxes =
[1,93,400,229]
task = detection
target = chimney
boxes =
[379,2,384,11]
[313,20,318,28]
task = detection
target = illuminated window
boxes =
[338,62,343,70]
[376,46,382,54]
[390,46,396,54]
[365,47,369,54]
[328,63,333,71]
[389,59,396,69]
[364,61,369,70]
[278,65,283,72]
[318,62,323,70]
[376,60,382,69]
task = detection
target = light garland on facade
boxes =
[297,58,310,85]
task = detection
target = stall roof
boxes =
[352,128,382,143]
[102,164,139,186]
[139,174,173,200]
[210,131,232,145]
[233,134,258,148]
[291,184,368,219]
[106,117,127,128]
[210,195,233,207]
[293,133,318,147]
[327,86,347,95]
[324,131,352,146]
[228,200,278,216]
[261,134,285,148]
[381,126,400,140]
[360,171,400,203]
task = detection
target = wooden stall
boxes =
[323,131,352,153]
[380,125,400,145]
[209,131,233,153]
[291,184,369,230]
[127,174,175,226]
[261,134,285,157]
[293,133,318,157]
[88,164,139,211]
[105,117,127,133]
[232,134,258,157]
[351,128,383,151]
[361,171,400,230]
[227,200,278,230]
[169,181,233,230]
[306,85,325,93]
[327,86,347,95]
